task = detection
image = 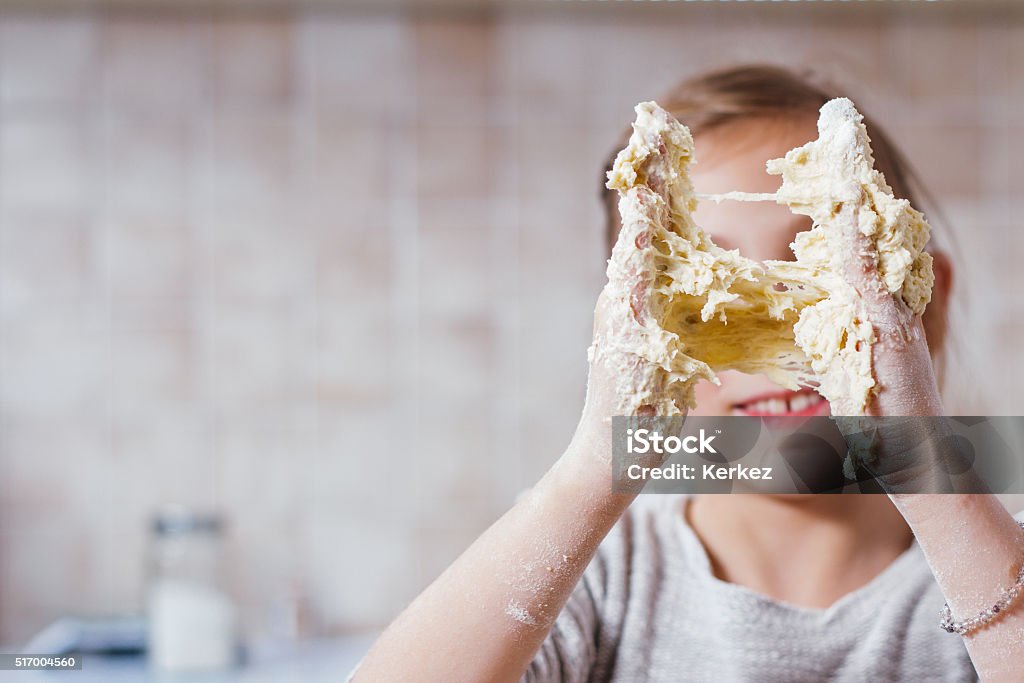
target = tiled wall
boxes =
[0,5,1022,645]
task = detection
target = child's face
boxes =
[688,117,832,418]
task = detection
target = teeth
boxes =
[746,400,768,413]
[742,392,822,415]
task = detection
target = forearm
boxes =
[353,438,632,683]
[892,493,1024,681]
[865,308,1024,677]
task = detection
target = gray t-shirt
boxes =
[524,495,983,682]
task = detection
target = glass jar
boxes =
[147,507,238,672]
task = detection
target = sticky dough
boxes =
[595,98,934,416]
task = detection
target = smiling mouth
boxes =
[732,389,829,417]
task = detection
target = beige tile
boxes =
[304,13,411,122]
[415,18,495,122]
[418,195,494,233]
[108,330,195,425]
[301,519,418,631]
[0,302,106,420]
[312,121,394,206]
[93,529,146,615]
[582,18,721,117]
[317,305,394,406]
[108,417,218,514]
[414,524,491,589]
[207,219,316,304]
[315,203,393,311]
[1007,22,1024,116]
[503,17,590,125]
[514,123,600,210]
[0,115,87,214]
[202,300,317,425]
[415,18,494,98]
[517,406,579,488]
[100,16,207,114]
[417,199,496,318]
[417,319,498,404]
[101,114,193,216]
[110,295,192,333]
[209,113,298,218]
[979,221,1024,300]
[887,17,982,113]
[978,123,1023,200]
[984,320,1024,414]
[305,411,419,624]
[898,122,983,200]
[517,299,591,407]
[0,531,94,644]
[720,15,822,67]
[414,401,506,531]
[416,122,497,199]
[0,14,96,106]
[0,216,90,315]
[798,21,903,123]
[214,16,296,109]
[515,194,604,266]
[517,208,606,301]
[972,23,1015,120]
[0,419,113,642]
[102,218,192,299]
[216,425,316,621]
[225,526,306,639]
[0,417,110,534]
[311,406,416,524]
[515,195,595,417]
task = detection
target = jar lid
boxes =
[152,506,223,535]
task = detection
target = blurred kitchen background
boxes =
[1,0,1023,663]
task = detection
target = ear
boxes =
[923,249,954,355]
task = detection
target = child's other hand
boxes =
[834,203,943,417]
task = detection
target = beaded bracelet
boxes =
[939,520,1024,636]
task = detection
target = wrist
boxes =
[548,428,636,519]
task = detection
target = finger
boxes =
[605,189,659,326]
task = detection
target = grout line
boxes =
[497,10,522,505]
[89,7,120,612]
[294,5,324,630]
[195,18,219,515]
[397,9,423,594]
[291,6,316,586]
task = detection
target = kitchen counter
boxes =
[0,636,375,682]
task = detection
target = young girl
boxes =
[353,66,1024,682]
